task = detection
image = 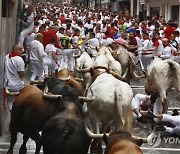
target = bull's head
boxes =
[85,125,154,144]
[43,84,95,102]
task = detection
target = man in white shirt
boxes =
[29,33,46,81]
[4,44,25,110]
[131,93,151,123]
[159,38,173,60]
[19,5,34,47]
[43,38,59,77]
[141,33,154,70]
[86,32,99,57]
[153,110,180,136]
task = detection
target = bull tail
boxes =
[123,106,133,132]
[115,87,132,131]
[167,60,177,78]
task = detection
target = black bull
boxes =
[7,78,91,154]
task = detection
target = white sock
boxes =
[164,126,174,134]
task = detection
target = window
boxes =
[171,5,179,22]
[2,0,10,17]
[150,7,160,18]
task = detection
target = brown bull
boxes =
[109,43,145,83]
[7,77,94,154]
[56,69,85,96]
[104,130,143,154]
[7,85,55,154]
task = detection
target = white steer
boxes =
[145,58,180,113]
[85,67,133,134]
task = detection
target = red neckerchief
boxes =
[155,37,161,41]
[136,34,142,39]
[9,51,21,58]
[73,33,78,37]
[164,44,171,47]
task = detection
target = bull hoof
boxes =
[19,147,27,154]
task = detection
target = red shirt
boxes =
[60,16,65,24]
[164,26,174,41]
[154,37,161,47]
[43,29,61,48]
[109,27,116,38]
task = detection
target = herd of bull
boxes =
[5,44,180,154]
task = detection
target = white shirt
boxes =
[29,40,46,62]
[88,38,99,49]
[142,39,153,49]
[160,45,173,60]
[43,44,57,64]
[23,13,34,30]
[5,54,25,90]
[24,33,36,47]
[135,36,143,50]
[84,23,93,30]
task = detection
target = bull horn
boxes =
[76,67,91,73]
[30,80,44,85]
[43,85,62,99]
[132,70,145,79]
[85,124,153,143]
[132,135,148,143]
[58,75,71,81]
[73,53,81,58]
[109,71,126,82]
[121,68,129,79]
[5,87,20,96]
[133,132,160,144]
[75,78,84,82]
[85,125,109,139]
[78,96,95,102]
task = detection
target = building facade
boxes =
[0,0,19,135]
[130,0,179,24]
[93,0,179,25]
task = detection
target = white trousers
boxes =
[153,98,163,122]
[7,86,24,111]
[141,54,154,70]
[162,114,180,136]
[43,62,56,76]
[30,60,44,81]
[19,26,34,47]
[63,49,75,71]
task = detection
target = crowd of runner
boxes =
[19,2,180,81]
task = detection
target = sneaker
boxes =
[172,109,179,116]
[154,125,166,132]
[137,116,149,124]
[148,110,156,119]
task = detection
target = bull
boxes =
[74,52,95,93]
[84,67,133,153]
[109,43,145,83]
[85,126,155,154]
[145,58,180,113]
[41,86,91,154]
[6,78,94,154]
[104,131,143,154]
[56,69,85,96]
[75,47,127,85]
